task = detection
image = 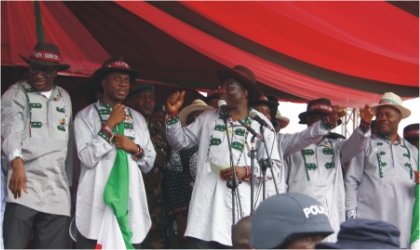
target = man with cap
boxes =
[1,42,74,248]
[151,104,167,126]
[315,219,401,249]
[125,82,170,249]
[250,94,279,123]
[162,99,211,248]
[274,109,290,133]
[345,92,418,248]
[203,85,221,108]
[73,57,156,248]
[404,123,419,149]
[250,193,334,249]
[284,98,374,242]
[165,65,283,248]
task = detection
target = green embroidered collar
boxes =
[99,99,115,109]
[377,134,402,145]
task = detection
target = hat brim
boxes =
[371,103,411,119]
[179,105,212,127]
[276,116,290,129]
[315,240,398,249]
[216,68,262,103]
[20,55,70,71]
[250,100,279,111]
[298,111,342,126]
[91,67,141,93]
[250,218,334,249]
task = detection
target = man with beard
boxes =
[345,92,418,248]
[126,83,170,249]
[2,42,73,248]
[73,57,156,248]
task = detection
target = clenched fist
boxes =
[166,91,185,114]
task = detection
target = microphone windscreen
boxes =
[218,99,227,108]
[249,110,259,119]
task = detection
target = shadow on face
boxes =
[252,103,271,121]
[375,106,402,136]
[219,78,249,108]
[29,63,58,92]
[101,71,130,105]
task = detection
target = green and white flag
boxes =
[96,122,133,249]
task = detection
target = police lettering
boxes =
[303,204,327,218]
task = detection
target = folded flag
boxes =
[96,122,133,249]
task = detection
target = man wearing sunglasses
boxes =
[1,42,73,248]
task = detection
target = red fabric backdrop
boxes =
[1,1,109,76]
[2,1,418,108]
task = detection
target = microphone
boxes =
[218,100,227,110]
[237,119,264,142]
[218,100,229,119]
[249,110,275,132]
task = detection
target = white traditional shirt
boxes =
[1,81,73,216]
[166,108,281,246]
[345,134,418,248]
[286,126,370,242]
[74,100,156,243]
[271,122,337,195]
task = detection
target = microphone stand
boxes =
[259,125,279,200]
[222,111,243,231]
[250,135,256,214]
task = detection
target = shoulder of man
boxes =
[1,81,28,106]
[75,101,99,122]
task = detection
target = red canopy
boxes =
[1,1,109,76]
[2,1,418,108]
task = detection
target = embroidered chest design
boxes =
[207,113,251,166]
[95,100,135,143]
[301,139,336,181]
[22,83,68,137]
[374,137,414,180]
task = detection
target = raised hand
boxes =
[166,91,185,114]
[328,105,347,123]
[105,104,126,130]
[359,104,374,124]
[9,157,28,199]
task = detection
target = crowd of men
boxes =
[1,42,418,249]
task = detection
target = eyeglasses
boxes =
[29,66,56,76]
[218,84,237,92]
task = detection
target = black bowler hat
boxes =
[216,65,263,103]
[19,42,69,71]
[299,98,342,125]
[91,56,140,93]
[127,83,154,98]
[404,123,419,140]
